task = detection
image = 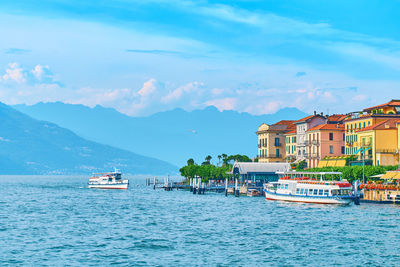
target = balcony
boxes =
[346,141,354,147]
[274,143,281,147]
[311,140,320,146]
[258,154,282,159]
[376,149,397,154]
[304,140,309,146]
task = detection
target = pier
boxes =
[146,176,264,196]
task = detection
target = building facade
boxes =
[344,100,400,165]
[306,124,345,168]
[285,129,297,162]
[257,120,295,163]
[294,113,327,163]
[357,119,399,166]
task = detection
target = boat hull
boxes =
[264,189,353,205]
[88,183,128,190]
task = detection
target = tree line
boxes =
[179,154,253,181]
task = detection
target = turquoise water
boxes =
[1,175,400,266]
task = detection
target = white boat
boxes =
[88,169,129,189]
[263,171,354,205]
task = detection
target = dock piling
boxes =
[225,177,228,196]
[235,178,239,197]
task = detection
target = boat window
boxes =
[313,189,318,195]
[296,188,300,194]
[318,189,323,195]
[324,190,329,196]
[284,184,288,189]
[300,188,304,194]
[307,189,312,195]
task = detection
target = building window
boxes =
[329,133,333,141]
[329,146,334,154]
[276,149,280,158]
[341,146,345,154]
[275,138,280,146]
[343,133,345,141]
[363,122,366,128]
[368,121,371,126]
[359,123,361,128]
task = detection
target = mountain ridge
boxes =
[0,102,177,175]
[13,102,309,166]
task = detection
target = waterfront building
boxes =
[356,119,399,166]
[344,100,400,165]
[285,129,297,162]
[305,123,345,168]
[293,112,327,164]
[257,120,295,163]
[230,161,291,183]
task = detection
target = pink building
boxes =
[306,124,345,168]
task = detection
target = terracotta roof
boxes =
[307,124,344,132]
[293,114,325,124]
[257,120,296,133]
[285,129,297,135]
[327,114,347,123]
[273,120,296,131]
[357,119,400,132]
[363,100,400,112]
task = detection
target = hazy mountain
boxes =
[0,103,177,175]
[14,102,309,166]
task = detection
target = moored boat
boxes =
[88,169,129,189]
[263,171,354,205]
[247,188,261,197]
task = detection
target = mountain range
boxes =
[14,102,309,166]
[0,103,176,175]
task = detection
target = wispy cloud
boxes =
[4,48,31,55]
[125,49,182,55]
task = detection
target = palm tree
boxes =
[205,155,212,164]
[217,155,222,166]
[222,153,227,165]
[187,158,195,166]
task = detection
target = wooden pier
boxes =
[146,176,264,197]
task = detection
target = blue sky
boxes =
[0,0,399,116]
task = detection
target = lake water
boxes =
[1,175,400,266]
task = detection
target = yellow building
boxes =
[257,120,295,163]
[357,119,399,166]
[285,129,297,162]
[344,100,400,165]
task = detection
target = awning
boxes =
[393,172,400,179]
[381,171,400,179]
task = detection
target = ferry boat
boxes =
[88,169,129,189]
[263,172,354,205]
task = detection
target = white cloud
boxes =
[2,63,26,83]
[205,97,237,111]
[1,63,59,85]
[161,81,203,103]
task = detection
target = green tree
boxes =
[187,158,195,166]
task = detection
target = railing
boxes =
[274,143,281,147]
[304,140,309,146]
[258,154,282,159]
[311,153,320,159]
[376,149,397,154]
[346,141,354,146]
[311,140,320,145]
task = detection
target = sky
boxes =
[0,0,399,116]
